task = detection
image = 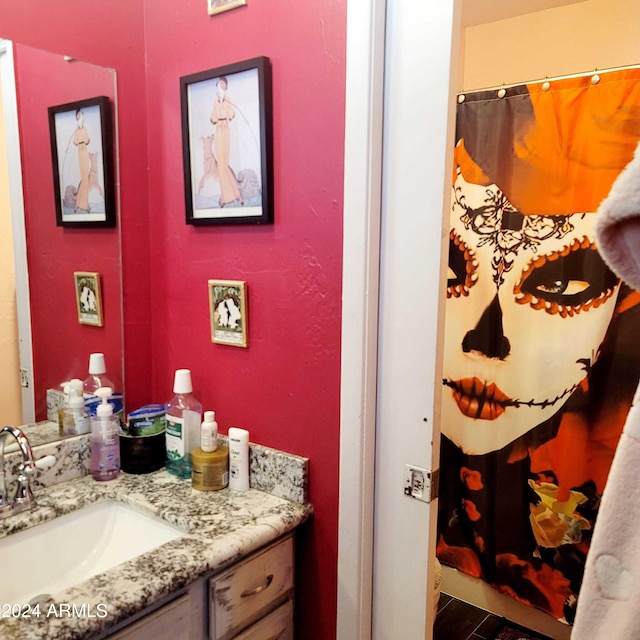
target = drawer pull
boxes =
[240,573,274,598]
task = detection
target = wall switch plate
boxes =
[403,464,439,503]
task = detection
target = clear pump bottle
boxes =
[90,387,121,481]
[165,369,203,478]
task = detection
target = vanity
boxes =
[0,425,312,640]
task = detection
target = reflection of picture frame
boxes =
[74,271,104,327]
[48,96,115,228]
[208,280,248,347]
[207,0,246,16]
[180,57,273,225]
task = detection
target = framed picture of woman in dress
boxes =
[180,57,273,225]
[48,96,115,227]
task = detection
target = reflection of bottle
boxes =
[165,369,203,479]
[58,378,83,433]
[62,392,89,436]
[90,387,121,481]
[83,353,114,396]
[83,352,124,422]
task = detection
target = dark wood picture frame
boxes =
[180,56,273,225]
[48,96,115,228]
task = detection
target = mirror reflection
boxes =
[0,40,122,445]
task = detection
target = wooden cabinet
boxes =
[209,535,294,640]
[232,600,293,640]
[104,578,207,640]
[103,535,294,640]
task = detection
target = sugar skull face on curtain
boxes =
[441,164,620,454]
[439,79,640,456]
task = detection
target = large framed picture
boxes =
[74,271,104,327]
[48,96,115,227]
[208,280,248,347]
[180,57,273,225]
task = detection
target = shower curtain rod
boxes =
[458,62,640,95]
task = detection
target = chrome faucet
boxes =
[0,425,39,519]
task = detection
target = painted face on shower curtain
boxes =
[441,168,621,455]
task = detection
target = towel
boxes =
[572,141,640,639]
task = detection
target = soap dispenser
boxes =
[90,387,121,481]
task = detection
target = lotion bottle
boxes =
[228,427,250,491]
[165,369,203,478]
[201,411,218,451]
[191,411,228,491]
[90,387,121,481]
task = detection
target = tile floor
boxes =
[434,593,503,640]
[434,593,555,640]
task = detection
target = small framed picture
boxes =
[74,271,104,327]
[207,0,246,16]
[48,96,115,227]
[208,280,248,347]
[180,57,273,225]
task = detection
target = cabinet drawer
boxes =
[232,599,293,640]
[107,593,191,640]
[210,535,293,640]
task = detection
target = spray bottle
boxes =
[90,387,121,481]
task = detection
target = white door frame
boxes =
[337,0,386,636]
[338,1,462,637]
[0,39,35,424]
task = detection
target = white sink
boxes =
[0,501,185,603]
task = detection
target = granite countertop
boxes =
[0,470,313,640]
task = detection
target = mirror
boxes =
[0,40,123,445]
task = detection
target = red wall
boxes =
[143,2,345,636]
[0,1,345,637]
[14,44,122,417]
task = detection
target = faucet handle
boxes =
[34,455,56,471]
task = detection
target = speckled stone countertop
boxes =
[0,470,312,640]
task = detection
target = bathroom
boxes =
[0,0,638,638]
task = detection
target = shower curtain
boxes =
[437,69,640,625]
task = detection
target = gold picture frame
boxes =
[207,0,246,16]
[74,271,104,327]
[208,279,248,347]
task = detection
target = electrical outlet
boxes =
[403,464,438,503]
